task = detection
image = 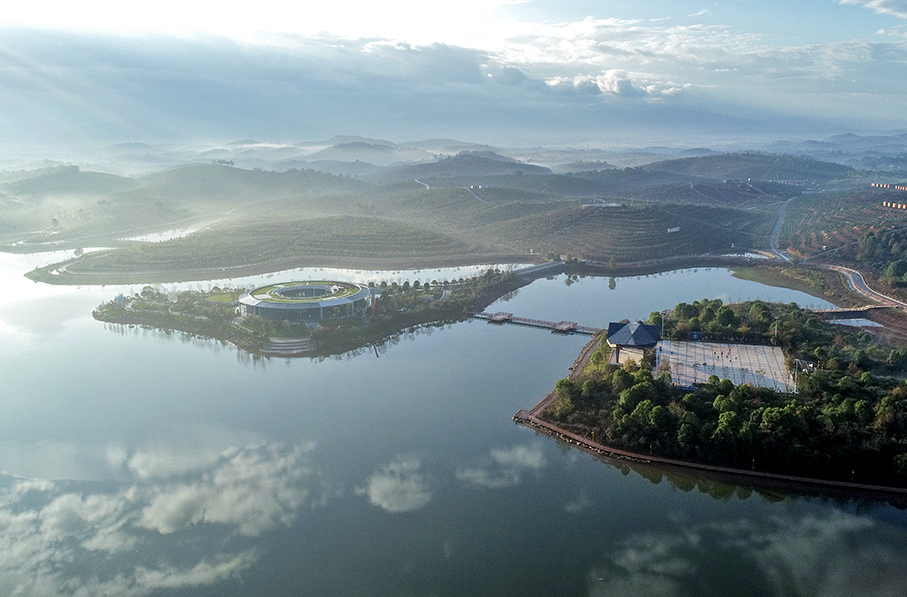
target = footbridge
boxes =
[471,311,602,335]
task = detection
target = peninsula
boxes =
[520,298,907,493]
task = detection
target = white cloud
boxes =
[40,492,127,541]
[840,0,907,19]
[360,455,433,513]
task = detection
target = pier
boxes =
[471,311,602,335]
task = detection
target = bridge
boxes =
[513,261,566,279]
[471,311,602,335]
[813,305,890,318]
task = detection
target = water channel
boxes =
[0,251,905,596]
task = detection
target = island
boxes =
[93,268,531,358]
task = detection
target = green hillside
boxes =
[64,216,485,272]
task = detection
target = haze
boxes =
[2,1,906,155]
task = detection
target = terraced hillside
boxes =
[476,203,775,261]
[64,216,485,272]
[779,188,907,257]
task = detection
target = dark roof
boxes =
[607,322,659,348]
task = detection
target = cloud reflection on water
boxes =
[455,443,546,489]
[588,510,907,597]
[0,441,322,596]
[359,455,434,513]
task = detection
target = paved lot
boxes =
[657,340,794,392]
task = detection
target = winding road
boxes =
[823,265,907,308]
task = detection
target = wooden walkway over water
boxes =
[470,311,602,335]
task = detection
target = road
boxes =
[823,265,907,308]
[768,198,792,261]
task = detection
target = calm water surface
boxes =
[0,253,904,596]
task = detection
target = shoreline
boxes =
[514,410,907,504]
[515,398,907,501]
[26,252,537,285]
[27,248,790,287]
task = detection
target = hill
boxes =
[3,166,140,197]
[644,153,854,182]
[365,152,550,184]
[60,216,486,273]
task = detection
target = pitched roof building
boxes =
[606,322,659,364]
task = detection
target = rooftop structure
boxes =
[238,281,371,323]
[607,322,660,364]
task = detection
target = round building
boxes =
[238,281,371,323]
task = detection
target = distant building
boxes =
[238,281,371,323]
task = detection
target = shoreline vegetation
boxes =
[527,298,907,494]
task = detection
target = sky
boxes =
[1,1,906,148]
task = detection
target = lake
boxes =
[1,253,905,596]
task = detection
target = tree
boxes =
[885,259,907,280]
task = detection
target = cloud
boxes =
[360,455,433,513]
[840,1,907,19]
[456,444,545,489]
[1,20,905,148]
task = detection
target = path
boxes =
[414,179,430,190]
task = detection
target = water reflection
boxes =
[0,439,324,596]
[587,509,907,597]
[456,444,546,489]
[359,455,434,513]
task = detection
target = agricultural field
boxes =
[475,203,775,261]
[778,188,907,257]
[62,216,485,273]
